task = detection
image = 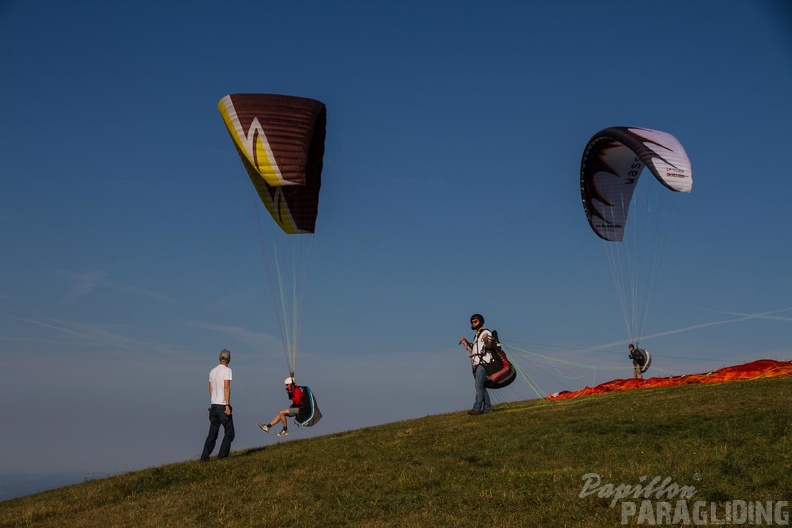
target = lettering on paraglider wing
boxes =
[658,163,690,181]
[626,156,643,181]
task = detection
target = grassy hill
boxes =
[2,376,791,528]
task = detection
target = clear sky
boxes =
[1,0,791,482]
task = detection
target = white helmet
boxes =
[284,377,295,385]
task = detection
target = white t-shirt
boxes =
[469,329,493,367]
[209,364,232,405]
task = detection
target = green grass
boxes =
[2,377,791,527]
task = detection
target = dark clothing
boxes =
[629,347,648,379]
[629,348,647,367]
[201,404,235,460]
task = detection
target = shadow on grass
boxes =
[239,446,268,456]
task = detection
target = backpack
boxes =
[294,386,323,427]
[481,329,517,389]
[640,349,652,373]
[630,348,652,373]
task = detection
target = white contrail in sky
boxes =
[184,320,281,349]
[697,307,792,323]
[54,270,178,305]
[591,307,792,351]
[10,316,190,356]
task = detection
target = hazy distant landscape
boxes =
[0,472,112,502]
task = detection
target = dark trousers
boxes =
[201,404,235,460]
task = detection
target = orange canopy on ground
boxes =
[547,359,792,401]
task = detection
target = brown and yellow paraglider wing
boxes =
[218,94,326,234]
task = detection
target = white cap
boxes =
[284,377,295,385]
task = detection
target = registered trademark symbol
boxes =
[692,473,701,481]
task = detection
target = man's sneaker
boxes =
[276,429,290,437]
[258,423,270,432]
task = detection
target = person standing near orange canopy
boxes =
[628,344,648,379]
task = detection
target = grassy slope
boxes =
[2,377,791,528]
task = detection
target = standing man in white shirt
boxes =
[200,349,235,461]
[459,314,494,415]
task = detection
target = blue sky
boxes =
[1,0,791,485]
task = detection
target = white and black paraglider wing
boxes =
[580,126,692,242]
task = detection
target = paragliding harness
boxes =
[630,348,652,374]
[294,385,323,427]
[476,329,517,389]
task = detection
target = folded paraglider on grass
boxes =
[547,359,792,401]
